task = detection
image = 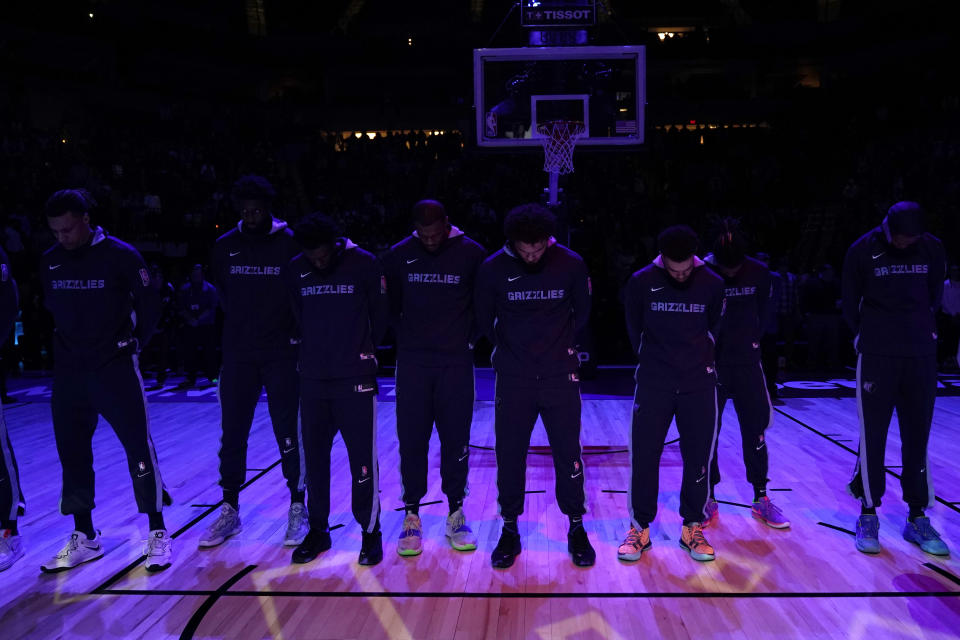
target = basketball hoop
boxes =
[538,120,585,175]
[538,120,584,206]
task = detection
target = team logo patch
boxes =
[139,268,151,287]
[862,381,877,394]
[1,264,7,282]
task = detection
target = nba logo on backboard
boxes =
[485,111,498,137]
[139,268,151,287]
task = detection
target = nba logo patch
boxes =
[361,465,368,477]
[380,275,387,294]
[574,461,580,472]
[0,264,7,282]
[139,461,147,472]
[139,268,151,287]
[587,277,592,296]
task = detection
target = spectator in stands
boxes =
[801,264,842,371]
[176,264,219,389]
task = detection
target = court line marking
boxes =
[179,565,257,640]
[92,459,282,593]
[94,588,960,600]
[773,407,960,516]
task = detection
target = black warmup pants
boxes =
[629,384,718,528]
[710,362,772,492]
[395,360,474,510]
[0,404,23,522]
[848,353,937,509]
[218,357,303,497]
[52,355,164,515]
[494,374,585,520]
[300,379,380,533]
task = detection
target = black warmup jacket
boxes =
[474,240,591,379]
[41,227,160,370]
[624,255,725,392]
[211,219,300,362]
[382,227,487,366]
[284,241,389,382]
[842,226,945,357]
[704,255,771,365]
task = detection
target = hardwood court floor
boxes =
[1,377,959,639]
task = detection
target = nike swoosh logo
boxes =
[458,454,468,462]
[229,251,241,257]
[570,471,583,479]
[49,264,61,270]
[508,275,521,282]
[358,476,371,484]
[406,258,418,264]
[650,286,664,292]
[756,443,766,451]
[695,475,706,484]
[300,272,311,278]
[282,447,296,454]
[136,472,152,479]
[872,252,885,260]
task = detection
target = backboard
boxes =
[474,45,645,148]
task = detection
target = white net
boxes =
[538,120,585,175]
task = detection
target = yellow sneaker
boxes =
[617,526,651,562]
[680,523,715,561]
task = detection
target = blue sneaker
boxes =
[855,515,881,554]
[902,517,949,556]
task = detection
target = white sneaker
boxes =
[284,503,309,546]
[41,531,104,573]
[199,504,242,548]
[0,530,25,571]
[445,508,478,551]
[144,529,172,572]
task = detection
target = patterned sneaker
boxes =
[903,517,949,556]
[855,515,881,554]
[679,523,715,562]
[617,526,651,562]
[445,509,478,551]
[752,497,790,529]
[199,504,242,548]
[703,498,719,528]
[144,530,173,572]
[41,531,105,573]
[0,530,24,571]
[284,503,309,546]
[397,513,423,556]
